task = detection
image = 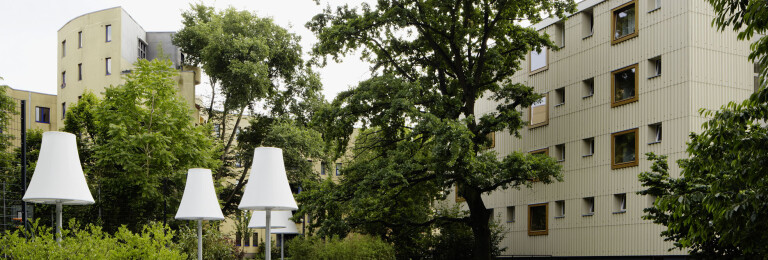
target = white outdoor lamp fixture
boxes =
[249,211,299,260]
[175,168,225,260]
[23,131,94,244]
[239,147,298,260]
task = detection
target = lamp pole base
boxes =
[265,210,271,260]
[198,219,203,260]
[56,202,62,245]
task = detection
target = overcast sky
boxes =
[0,0,375,101]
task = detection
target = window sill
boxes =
[582,34,593,40]
[648,7,661,13]
[35,121,50,124]
[554,103,565,107]
[582,94,593,99]
[582,213,594,217]
[612,210,627,214]
[648,74,661,80]
[648,141,661,145]
[556,159,565,163]
[554,216,565,219]
[506,221,515,223]
[582,154,593,158]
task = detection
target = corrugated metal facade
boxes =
[468,0,754,256]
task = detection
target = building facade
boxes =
[467,0,755,258]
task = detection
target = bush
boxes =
[0,220,187,259]
[176,222,242,260]
[288,235,395,260]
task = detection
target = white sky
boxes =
[0,0,375,101]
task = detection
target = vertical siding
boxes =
[473,0,753,257]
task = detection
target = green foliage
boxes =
[287,235,396,260]
[177,222,242,260]
[0,220,187,259]
[303,1,575,259]
[707,0,768,84]
[0,83,16,153]
[62,59,219,232]
[416,205,506,259]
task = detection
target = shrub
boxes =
[0,220,187,259]
[176,222,242,260]
[288,235,395,260]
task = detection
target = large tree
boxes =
[637,0,768,257]
[302,1,575,259]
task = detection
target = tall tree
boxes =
[303,1,575,259]
[637,0,768,256]
[63,59,219,232]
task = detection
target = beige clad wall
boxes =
[467,0,753,256]
[4,87,58,148]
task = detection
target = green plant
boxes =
[177,222,242,260]
[288,235,395,260]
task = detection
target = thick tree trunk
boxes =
[464,187,492,260]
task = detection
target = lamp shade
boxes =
[248,210,294,229]
[23,131,94,205]
[238,147,298,211]
[175,168,225,220]
[271,220,299,234]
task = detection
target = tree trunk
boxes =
[207,77,217,121]
[464,187,492,260]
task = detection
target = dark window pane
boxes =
[614,68,635,101]
[614,132,636,164]
[530,205,547,231]
[614,4,635,40]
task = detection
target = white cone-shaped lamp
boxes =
[23,131,94,243]
[248,210,292,229]
[269,213,299,260]
[239,147,298,260]
[175,168,225,260]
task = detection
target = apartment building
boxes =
[467,0,755,258]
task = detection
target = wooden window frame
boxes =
[611,128,639,169]
[528,93,549,128]
[455,185,466,203]
[611,0,638,45]
[611,64,639,107]
[528,203,549,236]
[529,47,549,75]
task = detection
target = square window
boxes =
[506,206,515,222]
[612,0,638,45]
[554,87,565,106]
[106,57,112,75]
[555,200,565,218]
[583,138,595,157]
[529,47,549,74]
[647,0,661,11]
[78,31,83,48]
[528,203,548,236]
[612,128,639,169]
[611,64,639,107]
[648,56,661,78]
[648,123,662,144]
[106,25,112,42]
[335,163,342,176]
[582,78,595,98]
[614,193,627,213]
[555,144,565,161]
[529,94,549,128]
[582,9,594,38]
[36,107,50,124]
[583,197,595,216]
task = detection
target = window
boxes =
[648,123,662,144]
[582,9,594,38]
[611,64,639,107]
[235,155,242,168]
[555,144,565,162]
[485,132,495,149]
[612,0,638,45]
[61,71,66,88]
[138,39,148,59]
[554,87,565,106]
[488,208,495,222]
[506,206,515,222]
[582,78,595,98]
[335,163,342,176]
[612,128,639,169]
[583,138,595,157]
[555,22,565,48]
[61,103,66,119]
[530,148,548,157]
[529,47,548,74]
[321,162,327,175]
[583,197,595,216]
[78,31,83,48]
[529,94,549,128]
[528,203,548,236]
[61,40,66,57]
[649,56,661,78]
[646,195,657,210]
[755,62,763,92]
[614,193,627,213]
[252,232,258,245]
[78,64,82,81]
[106,25,112,42]
[455,184,465,203]
[36,107,50,123]
[213,124,220,137]
[555,200,565,218]
[243,232,250,246]
[105,57,112,75]
[648,0,661,11]
[235,231,242,246]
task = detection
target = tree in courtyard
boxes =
[637,0,768,257]
[300,1,575,259]
[62,59,219,232]
[173,4,324,214]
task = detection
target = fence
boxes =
[0,98,31,234]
